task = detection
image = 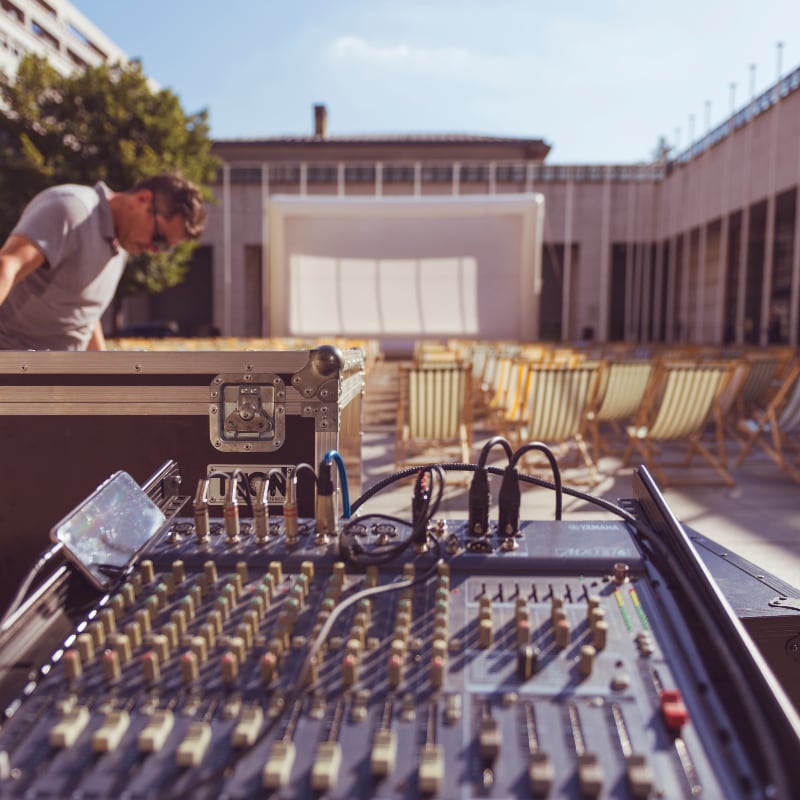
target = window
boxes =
[31,20,59,51]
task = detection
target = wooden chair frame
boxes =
[623,361,735,487]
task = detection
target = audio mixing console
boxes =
[0,462,797,799]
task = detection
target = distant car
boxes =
[113,321,180,338]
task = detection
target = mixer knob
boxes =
[222,650,240,684]
[517,644,540,680]
[479,713,502,762]
[139,560,155,585]
[176,721,212,767]
[100,608,117,635]
[554,618,571,649]
[190,636,208,665]
[76,633,94,663]
[101,649,121,683]
[120,582,136,606]
[311,741,342,791]
[88,620,106,650]
[91,710,130,753]
[478,618,494,649]
[578,645,597,677]
[550,595,564,623]
[171,560,185,586]
[342,653,359,686]
[142,650,160,683]
[387,653,404,687]
[180,594,196,622]
[181,651,199,683]
[370,729,397,776]
[577,752,604,797]
[162,622,179,651]
[529,752,554,796]
[592,621,609,650]
[148,633,170,662]
[516,616,531,646]
[261,651,278,684]
[135,607,152,635]
[137,709,174,753]
[586,595,601,618]
[207,609,224,636]
[232,705,264,748]
[63,649,82,680]
[430,655,446,689]
[418,743,444,794]
[110,593,125,616]
[203,560,218,587]
[110,633,132,665]
[263,740,296,789]
[170,609,187,638]
[48,705,90,748]
[124,621,142,650]
[269,561,283,584]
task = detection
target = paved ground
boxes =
[356,360,800,590]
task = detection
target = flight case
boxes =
[0,344,363,610]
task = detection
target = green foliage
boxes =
[0,55,220,305]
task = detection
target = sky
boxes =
[70,0,799,164]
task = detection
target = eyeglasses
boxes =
[150,201,172,252]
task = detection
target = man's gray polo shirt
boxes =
[0,182,127,350]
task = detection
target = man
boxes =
[0,172,206,350]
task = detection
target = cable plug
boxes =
[315,459,336,539]
[284,469,299,544]
[223,470,241,543]
[411,470,431,545]
[253,473,271,542]
[497,466,521,538]
[193,478,210,542]
[468,467,490,537]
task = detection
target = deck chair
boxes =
[735,354,784,420]
[686,356,751,469]
[514,361,602,485]
[583,359,653,461]
[394,363,473,472]
[734,360,800,484]
[623,361,735,486]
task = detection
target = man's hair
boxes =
[130,173,207,239]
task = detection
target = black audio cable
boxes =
[510,442,563,520]
[340,465,445,567]
[468,436,513,536]
[350,461,630,524]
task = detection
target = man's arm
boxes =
[86,319,107,351]
[0,235,45,305]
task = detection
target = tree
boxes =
[0,55,220,331]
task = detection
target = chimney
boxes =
[313,104,328,138]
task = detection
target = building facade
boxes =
[185,77,799,349]
[0,0,127,82]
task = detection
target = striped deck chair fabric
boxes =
[395,363,473,471]
[735,361,800,484]
[623,361,734,486]
[515,361,602,484]
[584,359,653,460]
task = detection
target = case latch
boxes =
[209,373,286,451]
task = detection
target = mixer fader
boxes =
[0,464,797,799]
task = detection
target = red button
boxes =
[660,689,689,732]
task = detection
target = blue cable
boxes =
[324,449,351,518]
